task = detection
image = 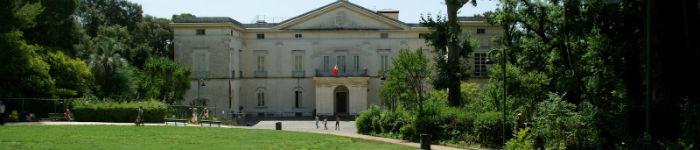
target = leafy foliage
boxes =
[72,99,167,122]
[139,58,191,104]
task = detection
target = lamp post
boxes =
[485,48,507,146]
[197,79,207,107]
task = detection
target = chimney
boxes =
[377,9,399,20]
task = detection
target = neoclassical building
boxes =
[172,0,501,117]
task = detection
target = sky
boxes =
[127,0,500,23]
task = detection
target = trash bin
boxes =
[420,134,431,150]
[275,122,282,130]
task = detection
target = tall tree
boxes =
[421,0,477,106]
[0,0,55,98]
[23,0,82,56]
[382,49,431,113]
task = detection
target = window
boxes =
[294,55,303,71]
[353,56,360,72]
[323,56,330,72]
[294,33,303,39]
[380,33,389,39]
[196,29,206,35]
[294,89,302,108]
[337,55,346,73]
[476,28,486,34]
[474,53,488,76]
[194,53,206,78]
[257,88,266,107]
[256,55,265,72]
[256,33,265,39]
[380,55,389,73]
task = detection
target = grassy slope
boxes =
[0,126,412,150]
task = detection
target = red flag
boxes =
[331,65,339,76]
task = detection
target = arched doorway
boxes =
[334,85,349,114]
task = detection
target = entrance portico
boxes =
[313,77,369,116]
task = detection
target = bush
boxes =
[72,99,167,122]
[356,105,381,134]
[505,128,534,150]
[474,111,508,148]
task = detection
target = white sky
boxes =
[127,0,500,23]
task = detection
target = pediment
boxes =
[275,2,408,30]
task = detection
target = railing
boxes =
[314,69,368,77]
[292,70,305,78]
[254,70,267,78]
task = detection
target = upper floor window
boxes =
[257,55,265,72]
[294,34,303,39]
[196,29,206,35]
[337,55,346,73]
[256,33,265,39]
[323,56,330,72]
[380,33,389,39]
[194,53,207,78]
[474,53,488,76]
[353,56,360,72]
[294,55,303,72]
[476,28,486,34]
[380,55,389,74]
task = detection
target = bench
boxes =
[164,118,188,126]
[48,113,66,121]
[200,120,222,127]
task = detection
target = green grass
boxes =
[0,125,413,150]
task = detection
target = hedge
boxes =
[72,99,167,123]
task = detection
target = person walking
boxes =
[323,116,328,130]
[135,106,144,126]
[335,115,340,130]
[315,115,319,129]
[0,101,5,125]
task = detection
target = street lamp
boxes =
[197,79,207,107]
[485,48,507,146]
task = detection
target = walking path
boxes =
[6,121,472,150]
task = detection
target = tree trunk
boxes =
[446,0,463,106]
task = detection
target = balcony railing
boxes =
[254,70,267,78]
[315,69,368,77]
[292,70,305,78]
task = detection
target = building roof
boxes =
[173,17,243,26]
[274,0,408,29]
[457,16,485,21]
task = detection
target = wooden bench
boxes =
[200,120,222,127]
[164,118,188,126]
[48,113,65,121]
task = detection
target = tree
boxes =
[140,57,191,104]
[22,0,82,56]
[84,25,137,99]
[45,50,93,98]
[0,0,55,98]
[77,0,143,36]
[381,49,431,114]
[421,0,478,107]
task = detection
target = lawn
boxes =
[0,125,412,150]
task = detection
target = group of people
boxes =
[315,115,341,130]
[190,107,210,124]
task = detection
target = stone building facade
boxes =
[172,0,501,117]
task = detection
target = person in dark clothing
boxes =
[335,115,340,130]
[135,106,144,126]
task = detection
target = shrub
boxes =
[505,128,534,150]
[356,105,381,134]
[474,111,508,148]
[72,99,167,122]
